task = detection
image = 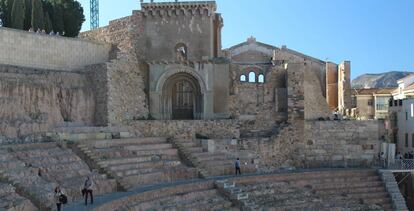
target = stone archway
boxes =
[160,73,203,120]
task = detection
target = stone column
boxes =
[338,61,351,115]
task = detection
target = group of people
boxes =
[53,176,94,211]
[28,28,65,36]
[395,151,414,160]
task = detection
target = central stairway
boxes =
[173,139,257,178]
[75,137,198,190]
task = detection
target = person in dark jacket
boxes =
[235,158,241,175]
[84,176,94,205]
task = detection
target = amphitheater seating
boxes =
[0,142,117,209]
[175,139,257,177]
[0,183,36,211]
[218,169,393,211]
[92,181,238,211]
[76,137,198,190]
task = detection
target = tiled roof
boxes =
[404,83,414,92]
[352,88,396,95]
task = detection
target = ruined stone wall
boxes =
[229,64,287,133]
[129,120,240,140]
[81,13,149,124]
[0,27,111,71]
[302,120,381,167]
[304,62,331,120]
[326,62,338,110]
[0,65,95,138]
[85,64,109,126]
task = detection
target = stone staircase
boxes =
[380,170,409,211]
[172,139,257,178]
[215,169,393,211]
[0,183,36,211]
[0,142,117,209]
[74,137,198,191]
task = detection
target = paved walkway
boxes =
[63,173,258,211]
[63,167,374,211]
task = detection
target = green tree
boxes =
[0,0,5,26]
[31,0,44,30]
[49,0,64,33]
[61,0,84,37]
[3,0,14,27]
[11,0,26,29]
[23,0,32,30]
[44,11,52,32]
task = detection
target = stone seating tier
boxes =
[0,183,36,211]
[92,181,238,211]
[0,142,117,209]
[221,169,393,211]
[77,137,198,190]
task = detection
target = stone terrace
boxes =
[173,139,257,177]
[217,169,392,211]
[75,137,198,190]
[0,183,36,211]
[0,142,117,209]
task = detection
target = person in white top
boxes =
[54,186,64,211]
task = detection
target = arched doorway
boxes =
[161,73,203,120]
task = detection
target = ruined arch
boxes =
[156,66,207,93]
[160,73,203,120]
[156,66,207,120]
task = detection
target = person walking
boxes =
[84,176,94,205]
[54,186,64,211]
[235,158,241,175]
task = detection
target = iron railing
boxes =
[386,159,414,170]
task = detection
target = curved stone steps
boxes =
[97,154,180,167]
[119,167,198,190]
[108,160,181,172]
[85,137,167,148]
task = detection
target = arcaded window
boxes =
[258,74,264,83]
[248,72,256,83]
[240,75,246,82]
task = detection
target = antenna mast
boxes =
[90,0,99,29]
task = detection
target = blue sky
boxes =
[78,0,414,79]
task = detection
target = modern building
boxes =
[388,74,414,153]
[351,88,395,120]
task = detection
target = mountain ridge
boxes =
[352,71,413,88]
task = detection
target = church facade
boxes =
[81,0,349,125]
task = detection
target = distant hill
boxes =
[352,71,413,88]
